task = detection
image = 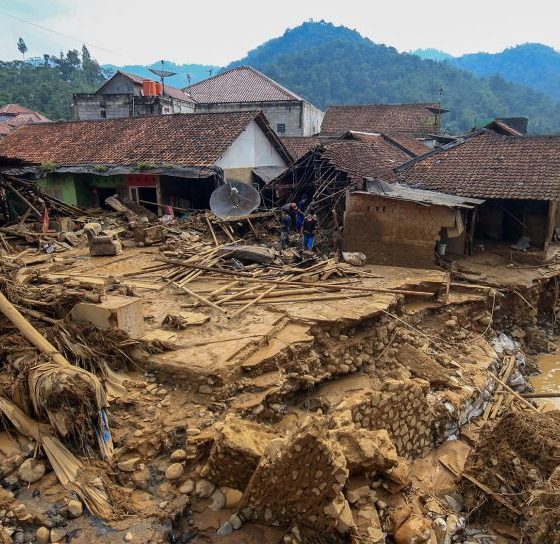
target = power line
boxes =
[0,8,119,55]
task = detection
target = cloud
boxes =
[0,0,558,66]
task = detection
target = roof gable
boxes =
[321,103,447,136]
[396,130,560,200]
[0,111,289,168]
[96,71,194,103]
[184,66,303,104]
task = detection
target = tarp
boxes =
[253,166,287,184]
[363,178,484,209]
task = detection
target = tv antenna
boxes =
[148,60,177,97]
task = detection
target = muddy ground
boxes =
[1,227,560,544]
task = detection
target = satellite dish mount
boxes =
[148,60,177,97]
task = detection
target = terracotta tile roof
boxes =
[0,104,50,137]
[396,130,560,200]
[344,131,430,158]
[314,138,412,183]
[0,111,289,167]
[321,103,447,136]
[184,66,303,104]
[281,136,324,160]
[0,104,36,115]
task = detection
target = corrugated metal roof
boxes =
[362,178,484,209]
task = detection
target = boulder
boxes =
[18,458,46,483]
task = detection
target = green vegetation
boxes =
[411,48,454,62]
[0,45,107,121]
[135,161,155,170]
[227,22,560,134]
[39,161,58,173]
[448,44,560,102]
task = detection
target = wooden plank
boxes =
[172,283,226,313]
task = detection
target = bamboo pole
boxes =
[205,213,219,247]
[157,258,435,297]
[0,291,71,367]
[228,284,279,319]
[489,372,539,413]
[172,283,226,313]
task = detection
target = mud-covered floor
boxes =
[1,242,560,544]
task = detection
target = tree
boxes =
[17,37,28,61]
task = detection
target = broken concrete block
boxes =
[71,295,144,338]
[383,456,412,494]
[393,515,433,544]
[202,415,276,490]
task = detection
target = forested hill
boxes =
[0,47,106,120]
[447,44,560,103]
[226,21,560,134]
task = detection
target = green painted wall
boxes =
[38,174,78,205]
[38,173,127,208]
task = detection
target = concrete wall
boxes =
[216,119,287,183]
[344,192,456,269]
[302,101,324,136]
[98,73,139,95]
[74,94,195,120]
[194,100,322,137]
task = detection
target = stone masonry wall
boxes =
[342,378,433,460]
[344,193,456,269]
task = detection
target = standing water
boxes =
[532,341,560,409]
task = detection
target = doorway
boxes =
[130,186,159,214]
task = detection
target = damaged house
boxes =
[320,103,448,147]
[396,129,560,259]
[0,111,291,211]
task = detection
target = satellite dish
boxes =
[210,181,261,219]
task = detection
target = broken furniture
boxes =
[70,294,145,338]
[133,224,163,246]
[84,222,123,256]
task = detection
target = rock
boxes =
[36,527,50,544]
[198,385,212,394]
[118,458,140,472]
[393,515,432,544]
[216,521,233,537]
[170,449,187,462]
[67,499,83,518]
[50,527,66,542]
[209,488,226,510]
[387,505,413,533]
[195,479,215,498]
[384,457,411,493]
[222,487,243,508]
[165,463,184,481]
[124,532,134,542]
[230,513,242,530]
[18,458,46,483]
[179,479,195,494]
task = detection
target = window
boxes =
[277,123,286,134]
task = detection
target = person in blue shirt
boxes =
[301,211,319,250]
[295,195,308,231]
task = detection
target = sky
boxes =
[0,0,558,66]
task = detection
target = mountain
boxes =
[225,21,560,134]
[447,43,560,102]
[411,48,454,62]
[102,61,220,88]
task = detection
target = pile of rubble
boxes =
[2,184,560,544]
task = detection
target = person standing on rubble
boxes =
[301,210,319,251]
[296,195,308,232]
[280,208,292,249]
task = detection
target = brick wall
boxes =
[343,193,456,269]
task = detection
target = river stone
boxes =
[170,449,187,462]
[195,479,215,498]
[216,521,233,537]
[36,527,50,544]
[124,533,133,542]
[165,463,184,481]
[179,479,194,494]
[18,458,46,483]
[118,458,140,472]
[50,527,66,542]
[67,499,83,518]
